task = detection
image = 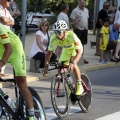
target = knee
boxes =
[16,77,27,91]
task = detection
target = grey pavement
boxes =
[1,29,120,87]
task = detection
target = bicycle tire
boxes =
[0,105,11,120]
[78,72,92,112]
[51,74,70,119]
[19,87,46,120]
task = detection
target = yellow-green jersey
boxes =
[0,23,26,76]
[48,31,83,65]
[48,31,83,51]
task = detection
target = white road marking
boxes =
[95,111,120,120]
[46,106,120,120]
[46,106,81,120]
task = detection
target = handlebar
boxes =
[48,60,68,71]
[0,74,15,82]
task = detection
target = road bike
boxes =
[49,61,92,119]
[0,73,46,120]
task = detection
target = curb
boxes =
[0,62,120,88]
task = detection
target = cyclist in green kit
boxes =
[43,20,84,96]
[0,23,36,120]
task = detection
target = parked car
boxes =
[14,12,56,33]
[26,12,56,29]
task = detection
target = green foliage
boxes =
[14,0,94,14]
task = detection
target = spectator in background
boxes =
[30,19,57,73]
[106,22,119,61]
[95,1,110,56]
[7,0,21,17]
[57,3,69,29]
[113,6,120,60]
[114,6,120,30]
[7,0,21,34]
[0,0,14,29]
[99,17,110,63]
[114,33,120,60]
[107,0,117,24]
[0,0,14,74]
[70,0,89,64]
[55,3,69,59]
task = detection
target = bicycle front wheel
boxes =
[78,72,92,112]
[19,87,46,120]
[51,74,70,119]
[0,105,11,120]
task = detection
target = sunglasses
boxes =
[54,30,61,35]
[41,24,48,27]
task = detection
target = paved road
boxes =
[3,66,120,120]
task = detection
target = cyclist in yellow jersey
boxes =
[42,20,84,96]
[0,23,36,120]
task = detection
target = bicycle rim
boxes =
[0,106,11,120]
[51,75,70,119]
[78,73,92,112]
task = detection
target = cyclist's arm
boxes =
[45,34,57,66]
[71,33,83,63]
[44,50,53,67]
[0,43,12,67]
[72,49,82,64]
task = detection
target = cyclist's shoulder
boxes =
[50,34,57,41]
[66,31,76,39]
[66,31,74,35]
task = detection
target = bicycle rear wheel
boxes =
[19,87,46,120]
[78,72,92,112]
[51,74,70,119]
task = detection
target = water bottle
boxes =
[66,74,74,93]
[0,89,15,111]
[67,74,74,85]
[5,95,15,111]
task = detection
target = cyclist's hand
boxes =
[42,66,48,77]
[68,63,74,71]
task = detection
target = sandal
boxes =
[114,54,119,60]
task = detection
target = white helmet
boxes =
[53,20,68,30]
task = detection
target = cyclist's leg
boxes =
[69,49,84,96]
[10,48,35,119]
[58,48,70,72]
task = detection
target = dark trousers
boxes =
[73,28,88,45]
[106,41,117,56]
[33,52,57,68]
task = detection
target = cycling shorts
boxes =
[59,48,76,65]
[0,42,26,76]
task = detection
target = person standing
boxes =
[114,6,120,24]
[99,17,110,63]
[7,0,21,34]
[55,3,69,59]
[70,0,89,64]
[0,0,14,74]
[0,0,14,29]
[95,1,110,56]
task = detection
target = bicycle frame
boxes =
[0,77,22,120]
[56,69,90,98]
